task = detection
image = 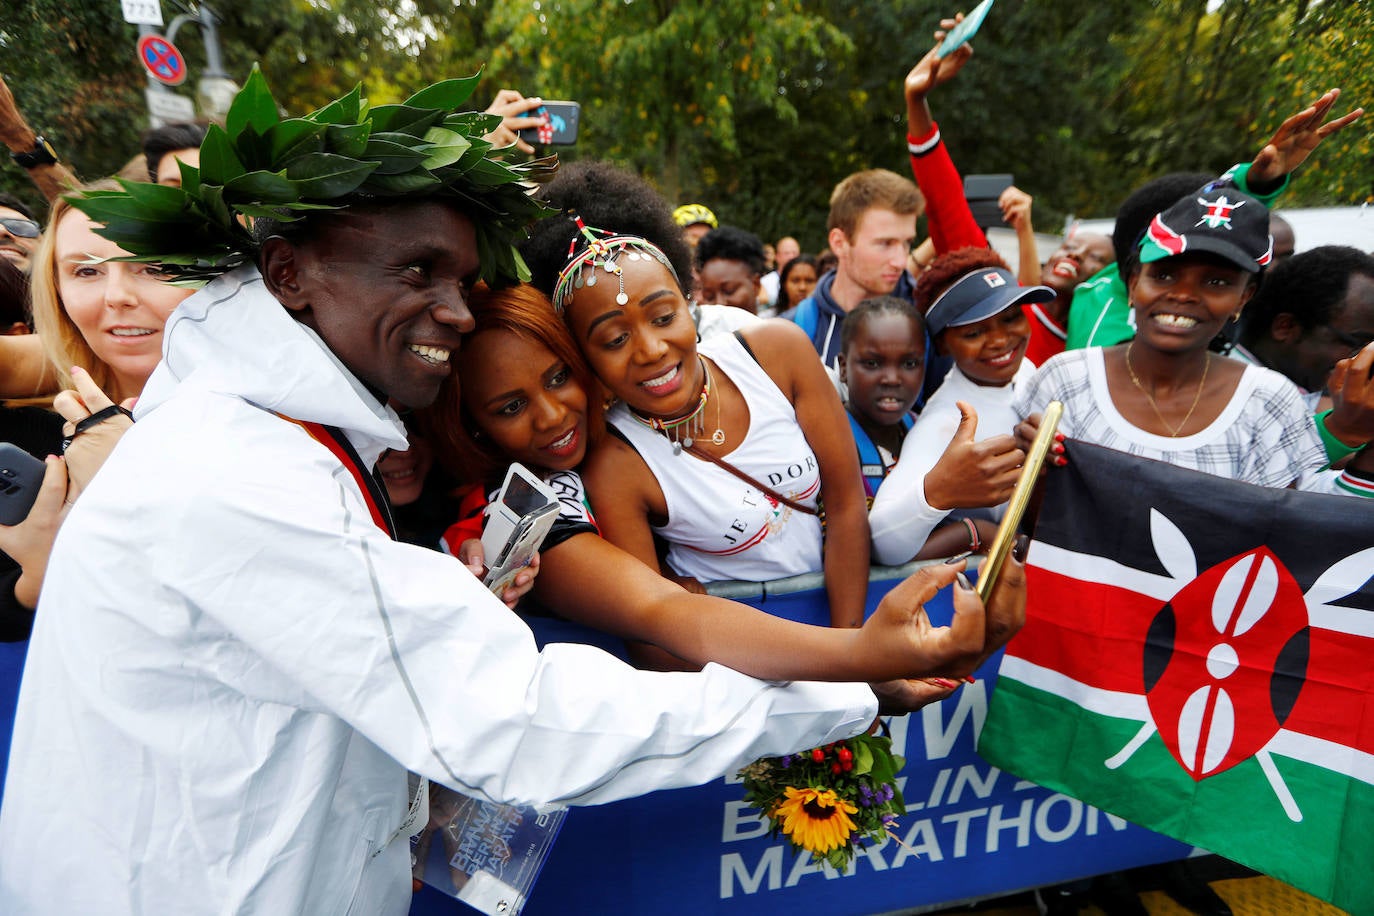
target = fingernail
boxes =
[71,366,85,375]
[1052,443,1065,455]
[1012,533,1030,563]
[964,675,977,684]
[955,571,973,591]
[1054,432,1065,442]
[1055,456,1068,467]
[944,551,972,565]
[933,678,959,688]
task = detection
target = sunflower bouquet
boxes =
[738,733,905,870]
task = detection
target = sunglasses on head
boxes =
[0,218,40,239]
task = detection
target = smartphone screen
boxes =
[503,473,553,517]
[516,101,581,147]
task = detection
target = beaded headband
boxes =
[552,217,679,315]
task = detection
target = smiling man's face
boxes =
[266,201,481,409]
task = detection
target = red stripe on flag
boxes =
[1016,565,1374,757]
[1285,628,1374,756]
[1012,566,1159,694]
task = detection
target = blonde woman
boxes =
[0,183,193,636]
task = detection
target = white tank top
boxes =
[607,332,824,583]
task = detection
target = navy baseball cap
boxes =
[924,266,1055,335]
[1139,188,1272,273]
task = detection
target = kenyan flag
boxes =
[978,442,1374,913]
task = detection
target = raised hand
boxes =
[482,89,546,156]
[1249,88,1363,187]
[52,366,134,502]
[904,14,975,137]
[924,401,1025,510]
[1324,342,1374,449]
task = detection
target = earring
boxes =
[1229,311,1243,324]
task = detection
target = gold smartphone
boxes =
[977,400,1063,604]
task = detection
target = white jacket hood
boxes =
[138,264,407,455]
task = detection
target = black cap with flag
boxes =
[1139,187,1273,273]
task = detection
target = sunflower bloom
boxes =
[773,787,859,855]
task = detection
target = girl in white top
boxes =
[870,250,1052,566]
[608,329,823,584]
[552,225,872,632]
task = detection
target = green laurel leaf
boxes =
[198,124,246,186]
[226,66,280,138]
[404,74,481,111]
[284,153,379,198]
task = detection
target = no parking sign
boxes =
[137,34,187,86]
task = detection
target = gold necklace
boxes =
[1124,342,1210,438]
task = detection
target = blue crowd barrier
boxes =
[413,563,1191,916]
[0,563,1191,915]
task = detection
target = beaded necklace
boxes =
[628,357,726,455]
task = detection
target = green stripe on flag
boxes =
[979,677,1373,913]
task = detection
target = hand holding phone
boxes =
[936,0,996,59]
[0,446,69,610]
[964,173,1014,229]
[480,465,561,598]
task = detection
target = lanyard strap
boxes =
[277,415,396,539]
[683,443,819,516]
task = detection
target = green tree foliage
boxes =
[0,1,147,210]
[483,0,852,203]
[1257,0,1374,204]
[3,0,1370,245]
[1107,0,1287,190]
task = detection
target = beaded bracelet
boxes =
[961,517,981,553]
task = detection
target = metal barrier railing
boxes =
[703,556,984,600]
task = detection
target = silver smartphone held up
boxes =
[480,464,561,597]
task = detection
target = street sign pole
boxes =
[166,4,239,123]
[131,4,238,128]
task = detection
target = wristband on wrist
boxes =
[1335,466,1374,498]
[961,517,980,553]
[907,124,941,157]
[10,136,58,169]
[1316,409,1365,467]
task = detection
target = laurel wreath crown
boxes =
[70,66,555,285]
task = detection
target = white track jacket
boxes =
[0,267,875,915]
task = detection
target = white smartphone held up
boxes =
[480,464,561,597]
